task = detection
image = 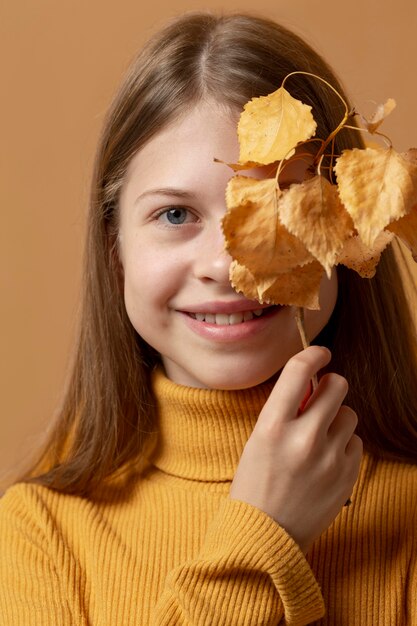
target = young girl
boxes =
[1,12,416,625]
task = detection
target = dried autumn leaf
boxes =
[222,176,313,276]
[277,176,354,278]
[214,158,281,180]
[229,261,276,303]
[361,98,396,134]
[402,148,417,167]
[230,260,323,309]
[213,157,265,172]
[261,261,324,309]
[336,231,394,277]
[387,205,417,261]
[334,147,417,247]
[237,87,317,165]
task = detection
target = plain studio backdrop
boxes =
[1,0,417,487]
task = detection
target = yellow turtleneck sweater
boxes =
[0,370,416,625]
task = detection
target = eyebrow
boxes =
[134,187,197,205]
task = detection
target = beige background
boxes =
[1,0,417,487]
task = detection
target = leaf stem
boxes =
[281,71,351,167]
[295,307,318,390]
[328,136,336,184]
[282,71,349,114]
[274,152,316,186]
[316,154,325,178]
[343,125,393,148]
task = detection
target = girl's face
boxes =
[118,101,337,389]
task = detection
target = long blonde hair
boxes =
[12,12,417,498]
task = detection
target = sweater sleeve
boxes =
[0,486,324,626]
[150,497,325,625]
[0,486,87,626]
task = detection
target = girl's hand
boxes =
[229,346,363,554]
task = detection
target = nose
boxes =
[193,223,233,285]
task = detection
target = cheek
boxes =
[120,235,186,322]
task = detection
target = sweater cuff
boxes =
[201,497,325,625]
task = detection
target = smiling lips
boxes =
[179,303,282,342]
[188,308,271,325]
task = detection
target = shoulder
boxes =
[0,481,96,543]
[359,452,417,521]
[0,481,57,517]
[0,480,82,513]
[0,483,61,562]
[0,477,140,541]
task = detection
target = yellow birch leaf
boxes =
[229,261,275,303]
[213,157,265,171]
[387,205,417,261]
[277,176,354,278]
[336,231,394,277]
[237,87,317,165]
[361,98,396,134]
[334,147,417,247]
[222,176,313,276]
[230,260,323,309]
[214,157,280,179]
[262,261,323,309]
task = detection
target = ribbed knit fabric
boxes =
[0,368,416,625]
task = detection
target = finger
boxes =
[297,379,313,415]
[345,433,363,459]
[259,346,331,425]
[326,405,357,441]
[300,373,349,432]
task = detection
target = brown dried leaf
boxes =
[361,98,396,134]
[336,231,394,277]
[262,261,324,309]
[230,260,323,309]
[277,176,354,278]
[213,157,264,172]
[334,147,417,247]
[237,87,317,165]
[387,205,417,261]
[229,261,275,303]
[402,148,417,166]
[222,176,313,276]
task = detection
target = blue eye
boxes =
[157,207,197,225]
[166,208,187,224]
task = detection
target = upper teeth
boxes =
[191,309,266,325]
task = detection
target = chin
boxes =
[174,360,284,391]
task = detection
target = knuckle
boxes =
[285,355,311,379]
[291,427,321,462]
[322,449,340,475]
[352,433,364,456]
[328,373,349,394]
[340,405,358,428]
[255,417,284,443]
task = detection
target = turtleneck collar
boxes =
[148,368,275,482]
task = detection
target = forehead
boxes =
[121,98,313,204]
[123,101,240,184]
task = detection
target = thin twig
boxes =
[295,307,318,391]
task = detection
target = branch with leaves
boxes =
[219,72,417,361]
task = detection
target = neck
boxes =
[148,368,276,482]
